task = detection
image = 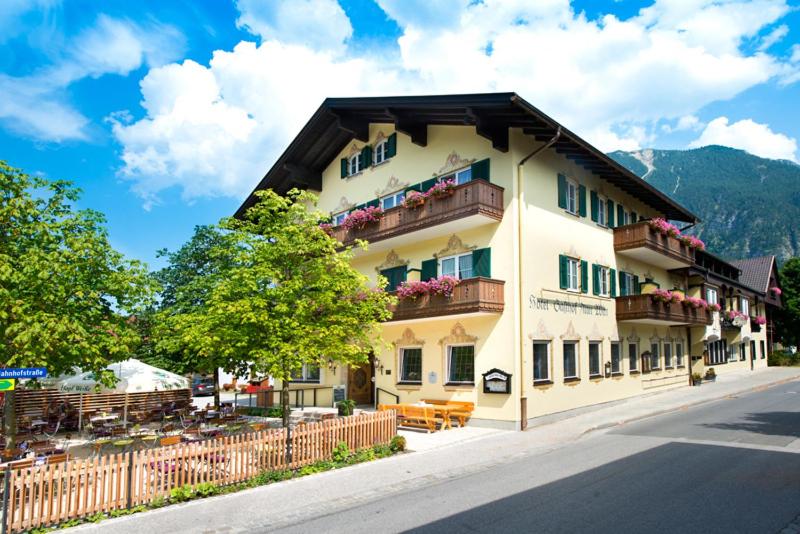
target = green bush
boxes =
[194,482,219,497]
[768,351,800,366]
[349,447,376,464]
[149,495,167,509]
[332,441,350,463]
[169,485,193,503]
[390,435,406,452]
[372,444,392,458]
[267,406,284,418]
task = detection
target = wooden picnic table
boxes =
[417,404,457,430]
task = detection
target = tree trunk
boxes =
[281,380,290,428]
[3,389,16,451]
[213,368,221,409]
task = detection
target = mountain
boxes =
[609,145,800,264]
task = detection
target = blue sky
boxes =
[1,0,798,270]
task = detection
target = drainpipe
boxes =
[515,127,561,430]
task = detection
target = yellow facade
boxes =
[260,110,769,430]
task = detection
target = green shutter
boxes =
[380,266,407,292]
[607,199,615,227]
[360,145,372,169]
[619,271,628,296]
[580,260,588,294]
[590,191,599,222]
[557,174,567,209]
[633,275,641,295]
[610,268,617,297]
[340,158,348,178]
[366,199,380,209]
[354,203,366,211]
[592,264,600,296]
[617,204,625,227]
[630,211,637,223]
[472,248,491,278]
[405,182,423,193]
[421,259,437,281]
[471,159,490,182]
[578,185,587,217]
[386,133,397,158]
[420,178,438,192]
[559,255,568,289]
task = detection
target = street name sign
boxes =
[0,367,48,379]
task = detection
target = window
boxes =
[729,343,738,362]
[740,298,750,317]
[628,343,639,372]
[439,253,473,280]
[739,342,746,362]
[589,342,601,377]
[676,343,684,367]
[292,364,320,383]
[760,340,766,359]
[708,339,727,365]
[566,178,578,214]
[664,343,673,368]
[447,345,475,384]
[611,343,621,374]
[380,190,405,210]
[597,194,608,226]
[533,342,550,383]
[373,139,388,165]
[566,257,580,292]
[597,266,609,296]
[348,153,361,176]
[563,342,578,379]
[650,343,661,369]
[706,287,718,306]
[442,167,472,185]
[399,348,422,383]
[332,211,348,226]
[619,272,635,296]
[620,210,630,226]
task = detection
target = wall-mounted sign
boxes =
[428,371,437,384]
[0,379,15,391]
[529,296,609,317]
[0,367,48,379]
[482,368,512,394]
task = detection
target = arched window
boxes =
[348,153,361,176]
[373,139,387,165]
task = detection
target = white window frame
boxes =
[332,211,348,226]
[380,190,405,210]
[440,166,473,186]
[565,178,578,215]
[598,266,610,297]
[706,287,718,306]
[740,297,750,316]
[566,257,580,292]
[439,252,473,280]
[620,272,635,296]
[588,342,602,377]
[628,342,639,372]
[729,343,738,362]
[676,342,684,367]
[563,341,579,379]
[348,153,361,176]
[664,342,673,368]
[398,346,423,384]
[446,344,475,385]
[597,193,608,227]
[620,209,630,226]
[532,342,551,383]
[650,343,661,370]
[373,139,387,166]
[611,342,622,374]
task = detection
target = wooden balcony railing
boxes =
[616,294,712,326]
[389,277,505,322]
[331,180,504,246]
[613,221,695,267]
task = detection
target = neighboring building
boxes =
[236,93,778,430]
[730,256,783,353]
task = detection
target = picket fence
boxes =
[1,410,397,533]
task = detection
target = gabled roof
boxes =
[235,92,698,222]
[731,256,776,294]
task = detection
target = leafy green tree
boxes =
[0,162,155,447]
[157,189,395,427]
[775,257,800,347]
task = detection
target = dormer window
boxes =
[374,139,388,165]
[348,153,361,176]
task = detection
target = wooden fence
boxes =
[1,410,396,533]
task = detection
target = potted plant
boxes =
[401,190,427,209]
[427,178,456,199]
[691,372,703,386]
[342,206,383,231]
[337,399,356,416]
[704,368,716,382]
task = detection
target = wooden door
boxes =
[348,357,373,405]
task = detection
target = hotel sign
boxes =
[529,295,609,316]
[482,368,512,394]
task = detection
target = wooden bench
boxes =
[422,400,475,427]
[378,404,438,433]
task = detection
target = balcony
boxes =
[330,180,504,254]
[613,221,695,270]
[616,294,712,326]
[389,277,505,322]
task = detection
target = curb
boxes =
[581,372,800,436]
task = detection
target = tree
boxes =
[149,225,241,407]
[158,189,395,427]
[0,162,155,447]
[775,257,800,347]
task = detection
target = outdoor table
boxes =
[418,404,456,430]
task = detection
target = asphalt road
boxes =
[275,381,800,534]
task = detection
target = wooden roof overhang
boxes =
[235,92,698,222]
[686,250,761,298]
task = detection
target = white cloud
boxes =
[792,44,800,63]
[662,114,703,133]
[113,0,796,204]
[758,24,788,51]
[235,0,352,54]
[689,116,798,162]
[0,14,184,141]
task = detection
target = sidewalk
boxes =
[68,366,800,534]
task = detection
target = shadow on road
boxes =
[405,442,800,534]
[698,411,800,439]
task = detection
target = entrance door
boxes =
[348,357,373,405]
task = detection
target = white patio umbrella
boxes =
[54,359,189,393]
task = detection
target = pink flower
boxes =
[650,289,674,303]
[397,280,430,300]
[708,303,721,312]
[342,206,383,230]
[318,222,334,235]
[427,179,456,198]
[770,287,782,296]
[754,315,767,326]
[396,275,460,300]
[427,275,460,297]
[682,296,709,309]
[401,190,427,209]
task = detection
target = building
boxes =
[236,93,778,430]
